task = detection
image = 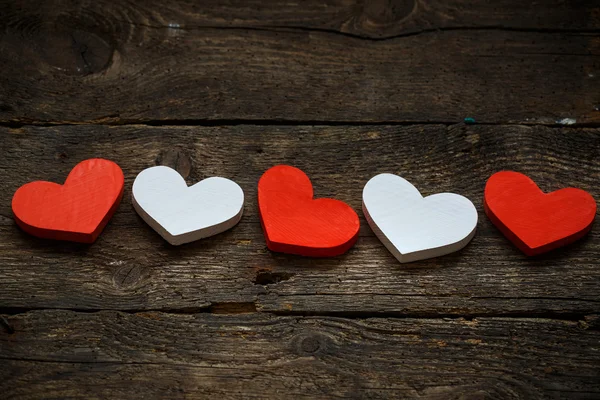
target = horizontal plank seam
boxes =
[265,310,598,323]
[0,357,179,366]
[260,293,600,302]
[472,296,600,303]
[252,25,600,41]
[0,119,451,128]
[3,120,600,129]
[0,305,216,316]
[1,307,598,325]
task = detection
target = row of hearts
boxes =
[11,159,597,263]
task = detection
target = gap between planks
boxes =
[2,120,600,129]
[1,305,599,327]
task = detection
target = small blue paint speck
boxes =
[464,117,476,124]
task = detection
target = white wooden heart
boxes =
[132,166,244,245]
[362,173,477,263]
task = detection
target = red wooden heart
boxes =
[258,165,359,257]
[12,158,124,243]
[484,171,596,256]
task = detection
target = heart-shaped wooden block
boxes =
[258,165,359,257]
[132,166,244,245]
[484,171,596,256]
[12,158,124,243]
[363,173,478,263]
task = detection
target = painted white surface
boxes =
[362,173,477,263]
[132,166,244,245]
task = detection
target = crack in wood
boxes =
[0,315,14,334]
[253,269,296,286]
[265,309,600,322]
[119,20,600,41]
[1,307,597,324]
[2,119,600,128]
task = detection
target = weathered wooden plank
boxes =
[2,0,598,39]
[1,310,599,399]
[0,0,598,124]
[0,124,598,316]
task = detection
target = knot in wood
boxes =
[155,149,193,179]
[54,146,69,161]
[355,0,416,36]
[113,265,142,289]
[2,0,119,75]
[362,0,415,23]
[294,333,329,356]
[37,24,113,75]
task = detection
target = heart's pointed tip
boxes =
[263,226,359,257]
[266,237,358,257]
[260,207,359,258]
[13,213,102,244]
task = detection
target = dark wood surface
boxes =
[1,1,599,399]
[2,311,599,399]
[1,0,599,125]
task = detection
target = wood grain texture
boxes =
[258,165,360,257]
[363,173,478,263]
[0,0,599,125]
[3,0,597,40]
[11,158,124,243]
[2,1,598,396]
[1,310,599,399]
[132,166,244,245]
[484,171,597,256]
[0,124,598,316]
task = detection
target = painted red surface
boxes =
[258,165,359,257]
[484,171,596,256]
[12,159,124,244]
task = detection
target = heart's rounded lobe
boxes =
[484,171,596,256]
[258,165,359,257]
[12,158,124,243]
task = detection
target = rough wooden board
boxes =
[0,124,599,316]
[1,310,599,399]
[3,0,598,40]
[0,1,599,124]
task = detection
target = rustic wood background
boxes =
[1,1,599,398]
